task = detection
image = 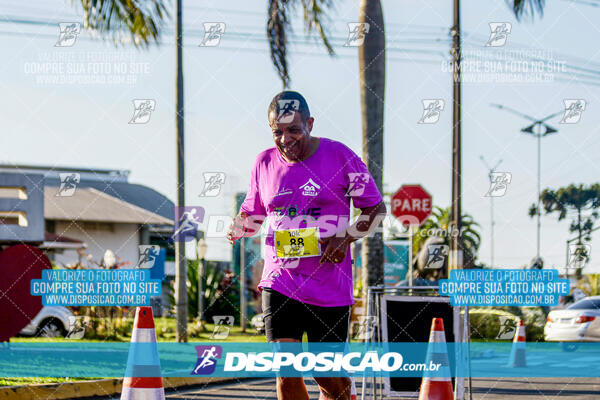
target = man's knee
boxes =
[315,377,351,400]
[278,376,304,390]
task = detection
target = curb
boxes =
[0,377,241,400]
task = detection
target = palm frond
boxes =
[267,0,292,88]
[301,0,335,55]
[78,0,169,47]
[508,0,545,20]
[267,0,334,88]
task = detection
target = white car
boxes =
[19,306,74,338]
[544,296,600,349]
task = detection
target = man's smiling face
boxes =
[269,110,314,162]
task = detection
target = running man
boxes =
[227,91,386,400]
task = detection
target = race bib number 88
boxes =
[275,227,320,259]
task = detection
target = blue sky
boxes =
[1,0,600,269]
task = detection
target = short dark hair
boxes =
[268,91,311,123]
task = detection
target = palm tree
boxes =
[357,0,385,293]
[267,0,386,294]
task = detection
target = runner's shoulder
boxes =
[253,147,278,166]
[320,138,360,160]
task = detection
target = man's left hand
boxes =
[319,235,350,264]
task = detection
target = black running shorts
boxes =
[261,287,350,342]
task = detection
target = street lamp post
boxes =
[490,104,562,259]
[480,156,502,268]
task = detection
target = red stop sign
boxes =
[391,185,433,226]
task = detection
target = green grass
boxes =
[5,319,267,387]
[0,377,93,386]
[13,318,267,343]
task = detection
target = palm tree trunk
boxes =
[358,0,385,296]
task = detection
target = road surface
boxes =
[155,377,600,399]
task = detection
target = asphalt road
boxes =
[151,377,600,400]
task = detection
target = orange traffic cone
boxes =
[121,306,165,400]
[418,318,453,400]
[317,376,357,400]
[507,319,527,367]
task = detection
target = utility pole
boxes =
[174,0,187,343]
[490,104,561,259]
[451,3,472,399]
[450,0,462,272]
[480,156,502,268]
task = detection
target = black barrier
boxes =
[380,295,459,397]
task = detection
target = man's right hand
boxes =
[226,212,248,244]
[227,212,264,244]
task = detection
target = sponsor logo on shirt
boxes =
[299,179,321,197]
[274,188,293,197]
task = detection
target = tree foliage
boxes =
[530,183,600,243]
[78,0,169,47]
[508,0,545,20]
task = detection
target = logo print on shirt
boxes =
[299,179,320,197]
[274,188,293,197]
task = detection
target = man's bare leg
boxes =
[274,338,309,400]
[314,376,351,400]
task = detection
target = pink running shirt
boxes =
[240,138,382,307]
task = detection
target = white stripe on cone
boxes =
[132,328,158,343]
[429,331,446,343]
[121,387,165,400]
